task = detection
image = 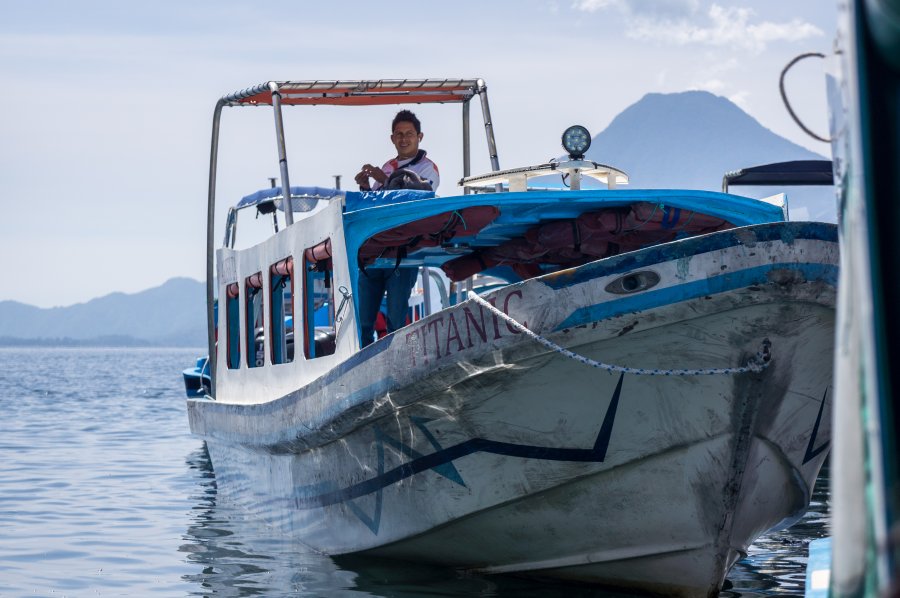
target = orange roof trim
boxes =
[223,79,483,107]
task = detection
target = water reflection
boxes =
[182,445,364,597]
[723,461,831,597]
[181,445,830,597]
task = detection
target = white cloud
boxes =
[573,2,823,53]
[693,78,726,92]
[746,15,824,44]
[573,0,622,11]
[729,90,750,108]
[573,0,700,17]
[681,56,737,94]
[627,4,823,53]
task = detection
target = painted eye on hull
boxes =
[604,270,661,294]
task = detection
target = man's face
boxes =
[391,121,422,160]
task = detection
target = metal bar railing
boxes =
[462,100,471,195]
[476,79,501,186]
[206,99,225,397]
[269,82,294,224]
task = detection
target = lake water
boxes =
[0,348,829,597]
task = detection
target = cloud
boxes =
[632,4,822,52]
[693,78,726,92]
[573,0,700,17]
[573,2,823,53]
[573,0,620,9]
[542,0,561,14]
[728,90,750,108]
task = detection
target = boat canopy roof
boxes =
[342,188,786,276]
[223,186,345,249]
[221,79,483,107]
[723,160,833,192]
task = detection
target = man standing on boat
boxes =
[354,110,440,347]
[355,109,440,192]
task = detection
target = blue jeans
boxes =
[358,267,419,347]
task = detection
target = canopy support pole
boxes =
[476,80,502,192]
[206,100,225,397]
[269,82,294,224]
[463,100,471,195]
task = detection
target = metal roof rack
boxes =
[221,79,484,107]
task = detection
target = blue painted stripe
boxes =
[555,263,838,331]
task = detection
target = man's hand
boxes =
[368,166,388,184]
[357,163,387,186]
[354,169,371,191]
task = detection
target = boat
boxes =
[186,79,837,597]
[182,355,211,398]
[801,0,900,595]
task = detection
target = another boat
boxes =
[186,79,837,597]
[182,355,210,398]
[802,0,900,595]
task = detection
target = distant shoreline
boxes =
[0,336,205,348]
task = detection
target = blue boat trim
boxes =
[804,537,832,598]
[555,263,839,331]
[292,372,626,519]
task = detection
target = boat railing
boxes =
[460,159,629,192]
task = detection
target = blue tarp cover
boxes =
[236,186,344,212]
[343,189,436,213]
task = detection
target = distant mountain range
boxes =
[0,91,835,346]
[0,277,207,347]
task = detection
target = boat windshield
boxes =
[223,186,343,250]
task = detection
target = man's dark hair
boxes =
[392,110,421,134]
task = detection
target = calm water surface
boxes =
[0,348,829,597]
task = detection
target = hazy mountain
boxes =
[0,277,206,347]
[0,91,837,345]
[582,90,835,221]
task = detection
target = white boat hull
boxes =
[189,221,837,597]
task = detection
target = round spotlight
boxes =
[562,125,591,159]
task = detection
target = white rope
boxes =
[468,291,772,376]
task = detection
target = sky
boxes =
[0,0,838,308]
